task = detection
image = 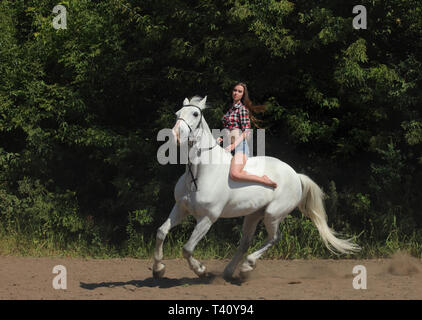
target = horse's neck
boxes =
[199,120,229,163]
[184,120,230,189]
[198,119,212,145]
[189,119,214,153]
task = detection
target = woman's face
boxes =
[232,85,244,103]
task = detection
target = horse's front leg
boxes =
[153,203,188,279]
[182,216,214,277]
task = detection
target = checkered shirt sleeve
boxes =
[238,106,251,132]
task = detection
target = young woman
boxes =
[218,83,277,188]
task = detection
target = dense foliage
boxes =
[0,0,421,257]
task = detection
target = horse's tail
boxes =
[298,174,360,255]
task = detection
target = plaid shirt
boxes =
[222,102,251,132]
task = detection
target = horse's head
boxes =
[172,96,207,145]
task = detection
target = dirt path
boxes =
[1,253,421,300]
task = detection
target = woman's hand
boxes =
[217,137,223,144]
[225,144,235,152]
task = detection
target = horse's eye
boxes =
[193,111,199,117]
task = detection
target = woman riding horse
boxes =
[218,82,277,188]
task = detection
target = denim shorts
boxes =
[231,140,250,157]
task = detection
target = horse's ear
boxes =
[199,96,207,109]
[183,98,189,106]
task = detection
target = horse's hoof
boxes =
[239,270,252,281]
[153,268,165,279]
[196,265,207,278]
[153,265,166,279]
[223,272,234,281]
[239,263,254,281]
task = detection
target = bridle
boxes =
[176,104,218,192]
[177,104,203,133]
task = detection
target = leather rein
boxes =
[176,104,218,192]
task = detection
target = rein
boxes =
[177,104,218,192]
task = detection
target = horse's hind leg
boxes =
[239,214,282,279]
[223,211,264,280]
[182,216,214,277]
[153,203,188,279]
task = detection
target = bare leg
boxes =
[153,203,188,278]
[223,211,264,280]
[182,216,214,277]
[230,153,277,188]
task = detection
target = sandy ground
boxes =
[0,252,421,300]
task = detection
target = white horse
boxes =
[153,96,360,280]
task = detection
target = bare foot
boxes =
[262,175,277,188]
